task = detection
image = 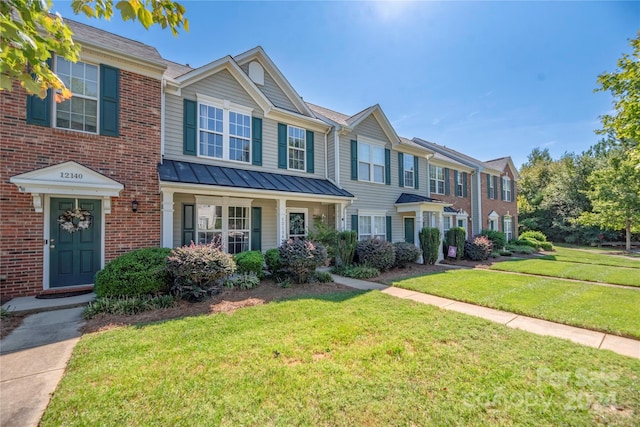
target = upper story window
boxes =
[358,142,385,184]
[55,57,98,133]
[197,95,252,163]
[429,165,445,194]
[455,171,463,196]
[288,126,306,171]
[502,176,512,202]
[488,175,495,199]
[403,154,415,188]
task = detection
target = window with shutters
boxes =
[502,176,512,201]
[197,94,252,163]
[429,165,445,194]
[288,126,306,171]
[403,154,415,188]
[358,214,386,241]
[358,142,385,184]
[488,175,495,199]
[54,57,98,133]
[195,197,251,254]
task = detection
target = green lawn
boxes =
[394,269,640,339]
[42,291,639,426]
[489,258,640,287]
[542,246,640,269]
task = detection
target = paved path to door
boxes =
[330,274,640,360]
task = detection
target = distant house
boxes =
[1,22,518,299]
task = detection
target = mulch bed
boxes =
[1,313,27,339]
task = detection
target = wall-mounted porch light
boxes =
[132,200,139,213]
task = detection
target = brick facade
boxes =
[480,166,518,237]
[430,168,473,236]
[0,71,162,298]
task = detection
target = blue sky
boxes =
[57,1,639,168]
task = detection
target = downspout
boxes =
[334,127,340,184]
[160,79,166,164]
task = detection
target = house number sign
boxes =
[60,172,83,179]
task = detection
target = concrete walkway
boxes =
[330,274,640,360]
[1,295,92,427]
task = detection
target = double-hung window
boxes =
[455,172,463,196]
[287,209,308,239]
[488,175,495,199]
[197,204,223,245]
[502,176,512,202]
[358,214,386,240]
[443,216,452,234]
[195,197,251,255]
[429,166,445,194]
[288,126,306,171]
[55,57,98,133]
[403,154,415,188]
[358,142,385,183]
[228,206,250,254]
[503,216,513,242]
[197,95,252,163]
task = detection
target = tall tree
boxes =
[1,0,188,99]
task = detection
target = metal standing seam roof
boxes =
[158,160,354,198]
[396,193,447,205]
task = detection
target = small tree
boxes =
[419,227,440,265]
[335,230,357,267]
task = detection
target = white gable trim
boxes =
[348,104,400,145]
[488,210,500,220]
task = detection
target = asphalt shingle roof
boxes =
[158,160,354,198]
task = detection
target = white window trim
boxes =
[287,125,306,172]
[286,208,308,239]
[403,154,415,188]
[502,176,512,202]
[443,214,453,233]
[503,215,513,242]
[196,94,253,164]
[455,171,463,197]
[429,165,445,195]
[194,196,252,253]
[357,209,387,241]
[357,136,386,185]
[53,57,100,135]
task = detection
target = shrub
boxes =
[539,241,554,251]
[265,248,281,274]
[308,218,339,262]
[445,227,467,260]
[506,244,536,255]
[224,273,260,290]
[500,250,513,257]
[480,229,507,251]
[355,238,395,271]
[335,230,358,267]
[393,242,421,268]
[332,265,380,279]
[83,295,176,319]
[520,230,548,242]
[516,237,540,249]
[234,251,264,278]
[419,227,441,265]
[94,248,172,298]
[166,242,236,301]
[464,236,493,261]
[313,271,334,283]
[279,239,327,284]
[490,251,501,259]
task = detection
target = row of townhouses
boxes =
[1,21,518,298]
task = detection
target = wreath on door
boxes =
[58,208,92,233]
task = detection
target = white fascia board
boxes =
[395,201,452,213]
[265,107,331,133]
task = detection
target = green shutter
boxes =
[510,179,515,202]
[350,140,358,180]
[99,64,120,136]
[251,207,262,251]
[386,216,392,241]
[385,148,391,185]
[462,172,468,197]
[454,170,459,196]
[493,176,498,199]
[306,129,314,173]
[182,204,195,246]
[26,57,52,127]
[500,176,505,201]
[278,123,287,169]
[252,117,262,166]
[183,99,197,155]
[398,152,404,188]
[444,168,450,195]
[351,215,358,232]
[414,156,419,189]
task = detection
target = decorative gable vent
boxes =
[248,61,264,86]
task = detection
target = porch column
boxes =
[276,198,287,246]
[415,209,424,264]
[161,190,174,248]
[436,211,444,262]
[336,203,345,231]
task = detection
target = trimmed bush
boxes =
[480,229,507,251]
[356,238,395,271]
[84,295,176,319]
[279,239,327,284]
[234,251,264,278]
[445,227,467,260]
[224,273,260,290]
[166,242,236,301]
[336,230,358,267]
[506,244,536,255]
[500,250,513,256]
[94,248,172,298]
[520,230,548,242]
[516,237,540,249]
[332,265,380,279]
[307,218,338,262]
[265,248,281,274]
[393,242,421,268]
[540,241,554,251]
[419,227,441,265]
[465,236,493,261]
[314,271,334,283]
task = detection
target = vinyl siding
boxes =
[327,130,335,181]
[163,70,325,179]
[239,62,299,112]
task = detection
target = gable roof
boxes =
[485,156,520,180]
[412,137,502,174]
[233,47,314,117]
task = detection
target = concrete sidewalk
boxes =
[330,274,640,360]
[1,297,91,427]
